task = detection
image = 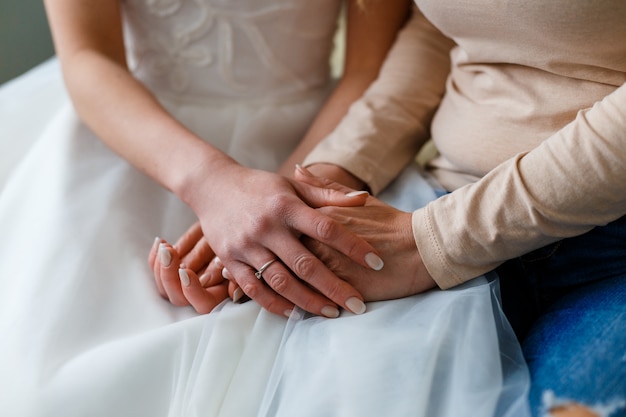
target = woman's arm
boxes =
[415,82,626,288]
[280,0,412,188]
[44,0,384,318]
[303,5,455,194]
[149,0,414,315]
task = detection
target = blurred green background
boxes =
[0,0,55,85]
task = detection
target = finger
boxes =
[178,267,229,314]
[229,254,342,318]
[228,281,247,303]
[285,202,385,273]
[181,237,215,272]
[294,165,357,194]
[173,221,204,257]
[292,178,370,209]
[272,239,367,315]
[260,259,343,318]
[225,260,300,319]
[207,263,245,303]
[151,237,167,297]
[158,243,190,307]
[219,266,254,303]
[199,256,225,287]
[148,236,161,270]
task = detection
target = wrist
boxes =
[170,143,239,212]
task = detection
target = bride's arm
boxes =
[150,0,413,315]
[44,0,384,318]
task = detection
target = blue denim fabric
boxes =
[497,216,626,416]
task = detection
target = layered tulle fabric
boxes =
[0,1,530,415]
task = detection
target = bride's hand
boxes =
[183,164,383,318]
[148,238,232,313]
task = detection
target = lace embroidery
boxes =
[126,0,329,92]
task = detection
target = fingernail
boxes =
[295,164,313,176]
[346,190,369,198]
[346,297,366,315]
[152,236,161,252]
[233,287,244,303]
[199,272,210,287]
[178,269,190,287]
[284,309,303,320]
[222,268,231,280]
[159,244,171,267]
[365,252,384,271]
[321,306,340,318]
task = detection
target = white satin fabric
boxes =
[0,0,530,415]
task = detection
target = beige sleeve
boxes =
[414,83,626,288]
[303,6,454,195]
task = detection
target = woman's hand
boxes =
[148,164,373,316]
[148,239,231,314]
[179,162,382,318]
[295,167,437,302]
[148,222,247,313]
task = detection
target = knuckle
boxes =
[241,281,260,300]
[292,254,318,279]
[314,216,338,241]
[219,245,244,263]
[267,272,290,293]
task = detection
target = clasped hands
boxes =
[148,165,436,318]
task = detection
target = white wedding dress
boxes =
[0,0,531,416]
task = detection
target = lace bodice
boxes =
[122,0,341,100]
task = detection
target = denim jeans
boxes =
[497,216,626,417]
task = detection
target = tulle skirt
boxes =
[0,61,531,417]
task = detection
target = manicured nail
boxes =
[321,306,340,318]
[222,268,231,280]
[152,237,161,253]
[159,244,171,267]
[178,269,190,287]
[365,252,384,271]
[233,287,244,303]
[284,309,303,320]
[346,190,369,198]
[295,164,313,176]
[199,272,210,287]
[346,297,366,315]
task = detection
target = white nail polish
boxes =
[295,163,311,176]
[199,272,210,287]
[233,287,244,303]
[221,268,230,279]
[158,244,171,267]
[321,306,340,318]
[152,237,160,252]
[346,190,369,198]
[284,309,303,320]
[178,269,190,287]
[346,297,366,315]
[365,252,384,271]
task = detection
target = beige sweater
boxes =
[304,2,626,288]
